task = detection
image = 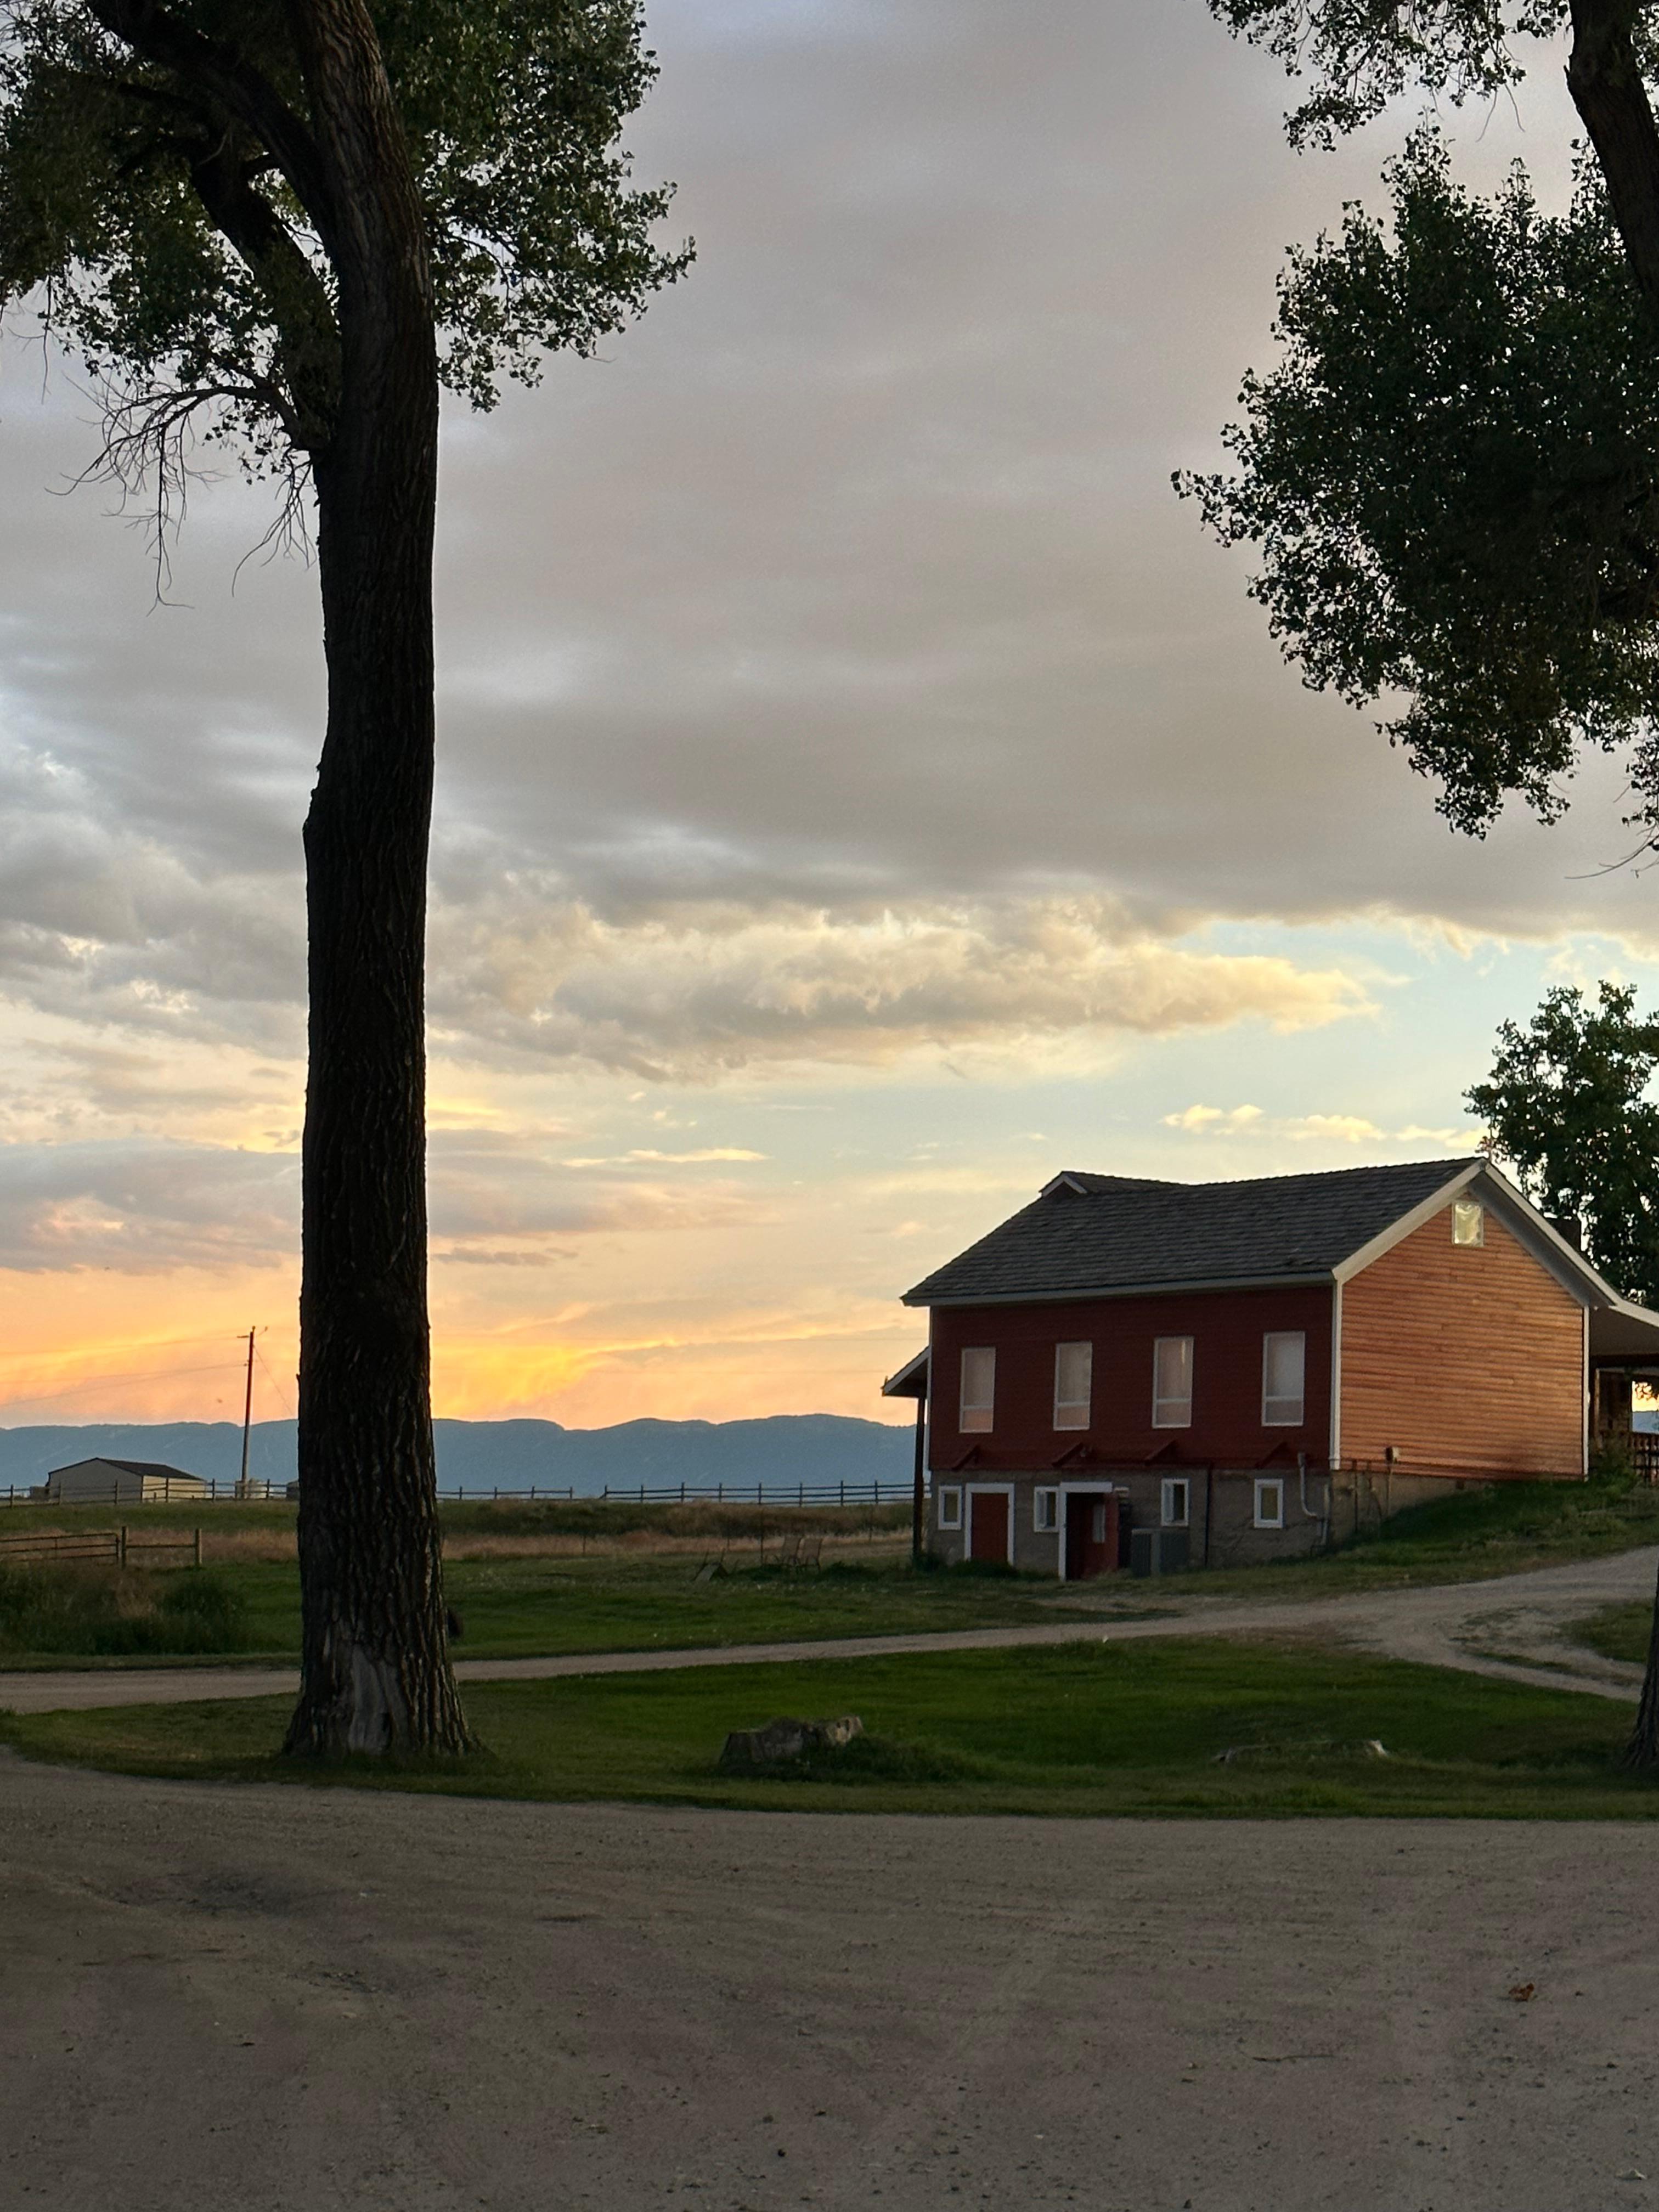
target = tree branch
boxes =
[185,139,341,449]
[84,0,335,242]
[1567,0,1659,312]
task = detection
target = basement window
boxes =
[1034,1487,1058,1533]
[1254,1477,1285,1531]
[959,1347,995,1434]
[938,1486,962,1531]
[1453,1200,1485,1247]
[1053,1341,1092,1431]
[1161,1476,1189,1529]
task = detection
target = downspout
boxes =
[1203,1463,1214,1568]
[1297,1450,1330,1551]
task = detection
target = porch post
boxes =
[911,1391,927,1567]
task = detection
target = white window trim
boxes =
[963,1482,1015,1565]
[1033,1486,1059,1534]
[1160,1476,1189,1529]
[1253,1476,1285,1531]
[1152,1335,1194,1430]
[1261,1330,1306,1428]
[1053,1341,1092,1432]
[959,1346,995,1434]
[937,1485,962,1531]
[1055,1481,1126,1582]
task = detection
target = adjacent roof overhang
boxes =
[880,1346,930,1399]
[1590,1301,1659,1361]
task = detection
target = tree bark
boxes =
[1624,1547,1659,1767]
[282,0,470,1757]
[1568,0,1659,313]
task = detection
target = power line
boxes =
[0,1357,246,1413]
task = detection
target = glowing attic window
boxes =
[1453,1200,1485,1247]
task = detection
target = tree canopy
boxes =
[0,1,689,487]
[1466,980,1659,1300]
[1192,1,1659,836]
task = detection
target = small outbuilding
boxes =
[44,1457,209,1505]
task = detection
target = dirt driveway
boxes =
[4,1755,1658,2212]
[3,1547,1654,1714]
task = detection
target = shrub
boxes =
[0,1566,249,1656]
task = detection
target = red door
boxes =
[1065,1490,1119,1581]
[968,1489,1009,1564]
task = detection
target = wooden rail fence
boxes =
[0,1526,202,1570]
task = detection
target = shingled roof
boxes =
[902,1158,1482,1306]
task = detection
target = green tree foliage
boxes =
[1192,1,1659,835]
[1181,135,1659,833]
[1466,981,1659,1300]
[0,1,689,492]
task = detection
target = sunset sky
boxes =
[3,2,1656,1432]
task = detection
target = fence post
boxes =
[680,1482,685,1503]
[194,1526,203,1567]
[117,1525,127,1570]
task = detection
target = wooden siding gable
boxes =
[1337,1199,1586,1477]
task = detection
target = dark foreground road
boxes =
[3,1754,1655,2212]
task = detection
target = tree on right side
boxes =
[1466,981,1659,1305]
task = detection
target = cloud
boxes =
[0,1139,298,1273]
[561,1147,768,1166]
[432,894,1372,1077]
[1161,1106,1477,1152]
[1163,1103,1264,1133]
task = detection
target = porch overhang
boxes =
[1589,1300,1659,1364]
[881,1345,929,1400]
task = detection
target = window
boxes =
[1053,1341,1092,1430]
[1253,1477,1284,1530]
[1453,1199,1485,1246]
[1262,1331,1306,1426]
[938,1486,963,1531]
[1034,1486,1058,1533]
[1160,1476,1189,1528]
[1152,1335,1193,1428]
[959,1347,995,1433]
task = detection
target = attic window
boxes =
[1453,1200,1485,1248]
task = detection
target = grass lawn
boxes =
[4,1638,1656,1819]
[3,1476,1659,1670]
[1569,1601,1653,1666]
[0,1554,1174,1669]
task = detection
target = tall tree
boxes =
[0,1,687,1754]
[1189,3,1659,838]
[1466,981,1659,1299]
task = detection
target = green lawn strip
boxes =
[0,1555,1156,1669]
[3,1638,1652,1819]
[4,1475,1659,1671]
[1568,1601,1652,1667]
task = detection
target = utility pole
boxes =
[238,1327,256,1499]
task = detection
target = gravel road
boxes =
[3,1547,1654,1714]
[4,1757,1658,2212]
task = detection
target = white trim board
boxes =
[963,1481,1015,1566]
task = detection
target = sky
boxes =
[3,1,1656,1432]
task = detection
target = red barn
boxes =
[885,1158,1659,1573]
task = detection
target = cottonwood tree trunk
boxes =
[283,0,470,1757]
[1626,1552,1659,1769]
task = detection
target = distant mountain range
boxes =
[0,1414,916,1497]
